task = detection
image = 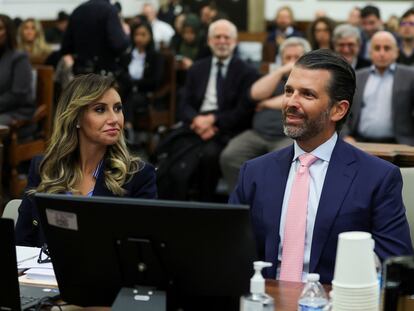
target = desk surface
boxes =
[350,141,414,167]
[51,280,326,311]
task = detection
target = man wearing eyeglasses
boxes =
[398,8,414,65]
[333,23,371,70]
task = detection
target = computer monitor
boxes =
[35,194,258,309]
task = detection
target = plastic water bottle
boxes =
[297,273,328,311]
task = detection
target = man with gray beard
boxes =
[229,49,413,284]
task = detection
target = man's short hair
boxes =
[361,5,381,19]
[279,37,311,56]
[295,49,356,131]
[401,8,414,22]
[208,19,237,39]
[333,24,361,44]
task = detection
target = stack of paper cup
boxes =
[332,231,379,311]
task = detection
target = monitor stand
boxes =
[112,286,166,311]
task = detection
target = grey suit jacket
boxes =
[347,64,414,145]
[0,50,34,120]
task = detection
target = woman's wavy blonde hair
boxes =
[17,18,51,60]
[33,73,141,196]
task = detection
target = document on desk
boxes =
[16,246,40,266]
[16,246,57,286]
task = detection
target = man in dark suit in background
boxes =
[61,0,129,75]
[177,19,259,201]
[345,31,414,145]
[230,49,413,283]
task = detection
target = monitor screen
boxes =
[35,194,258,309]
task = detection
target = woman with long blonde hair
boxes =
[17,18,52,64]
[16,73,157,247]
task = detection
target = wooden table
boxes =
[350,142,414,167]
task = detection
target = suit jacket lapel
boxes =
[309,139,358,272]
[391,65,399,122]
[352,70,370,129]
[92,163,113,196]
[264,146,293,278]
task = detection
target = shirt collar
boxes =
[292,132,338,163]
[213,55,232,68]
[370,62,396,74]
[92,159,104,179]
[132,48,145,58]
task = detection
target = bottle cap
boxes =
[307,273,320,282]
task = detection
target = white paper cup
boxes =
[333,231,377,287]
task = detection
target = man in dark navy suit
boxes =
[230,49,413,283]
[178,19,259,201]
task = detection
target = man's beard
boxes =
[283,106,331,141]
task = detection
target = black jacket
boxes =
[180,56,259,137]
[15,155,157,247]
[61,0,129,74]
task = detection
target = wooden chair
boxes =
[137,51,176,151]
[147,50,176,131]
[8,65,54,198]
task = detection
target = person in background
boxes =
[348,7,361,28]
[17,18,52,64]
[121,21,163,144]
[220,37,311,192]
[333,24,371,70]
[172,14,202,71]
[61,0,129,76]
[307,16,335,50]
[45,11,69,45]
[0,14,34,129]
[15,74,157,247]
[230,49,413,283]
[344,31,414,146]
[157,0,184,26]
[267,6,302,47]
[175,19,259,201]
[397,8,414,66]
[141,3,175,50]
[359,5,383,60]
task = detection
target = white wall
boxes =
[0,0,157,20]
[1,0,413,22]
[265,0,414,22]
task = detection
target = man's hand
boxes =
[200,126,218,140]
[279,62,295,76]
[191,114,216,134]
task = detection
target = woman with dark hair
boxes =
[15,73,157,247]
[307,16,336,50]
[122,21,163,143]
[0,14,34,127]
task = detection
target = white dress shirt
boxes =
[358,64,395,139]
[151,19,175,50]
[128,48,146,80]
[277,132,338,282]
[199,56,231,113]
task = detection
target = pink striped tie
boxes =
[280,153,318,282]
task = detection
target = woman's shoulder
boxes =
[134,160,156,179]
[125,160,157,198]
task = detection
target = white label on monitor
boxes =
[46,209,78,231]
